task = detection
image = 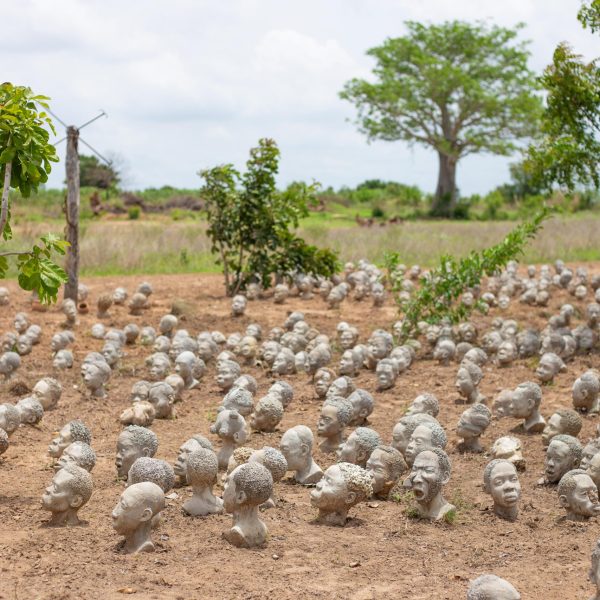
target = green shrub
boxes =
[127,206,141,220]
[371,206,385,218]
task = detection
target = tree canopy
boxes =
[79,154,119,189]
[340,20,542,217]
[525,0,600,190]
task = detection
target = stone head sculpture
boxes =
[216,359,241,391]
[456,360,485,404]
[0,286,9,306]
[96,293,113,318]
[268,381,294,408]
[338,325,359,350]
[391,413,439,457]
[112,481,165,554]
[174,351,204,390]
[497,340,517,367]
[516,329,541,358]
[542,409,582,448]
[573,371,600,414]
[544,434,582,484]
[130,380,151,403]
[536,352,566,384]
[127,457,175,493]
[53,349,73,370]
[260,341,281,368]
[463,347,488,367]
[338,427,382,468]
[184,447,223,516]
[249,446,287,509]
[16,396,44,425]
[271,348,295,376]
[248,395,284,433]
[557,469,600,521]
[222,462,273,547]
[231,294,247,317]
[49,420,92,458]
[210,409,249,470]
[456,404,491,453]
[81,359,111,399]
[237,336,258,365]
[405,422,448,467]
[146,352,171,382]
[273,283,289,304]
[55,441,96,473]
[173,434,214,485]
[404,447,455,521]
[491,436,525,471]
[338,349,359,377]
[0,351,20,379]
[280,425,323,485]
[483,459,521,521]
[128,292,148,315]
[314,367,335,399]
[325,376,355,400]
[376,358,398,391]
[406,393,439,418]
[159,314,178,337]
[91,323,106,339]
[366,445,407,499]
[115,425,158,480]
[317,398,353,454]
[582,439,600,471]
[140,326,156,345]
[112,286,128,305]
[147,381,175,419]
[466,575,520,600]
[100,341,121,369]
[41,464,93,526]
[347,389,375,427]
[120,401,156,427]
[221,386,254,417]
[367,330,393,365]
[433,339,456,366]
[123,323,140,345]
[13,312,29,334]
[16,334,32,356]
[508,381,545,433]
[0,403,20,436]
[310,462,373,526]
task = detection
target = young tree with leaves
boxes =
[525,1,600,190]
[340,21,542,217]
[0,83,68,303]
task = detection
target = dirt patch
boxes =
[0,271,598,600]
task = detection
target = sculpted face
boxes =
[339,330,356,350]
[315,372,333,397]
[82,363,104,388]
[509,387,533,419]
[561,473,600,518]
[376,365,395,390]
[41,469,80,513]
[456,408,483,440]
[150,357,169,380]
[407,451,444,504]
[455,368,474,397]
[262,343,279,365]
[174,439,199,478]
[489,462,521,508]
[116,432,145,479]
[48,424,72,458]
[368,337,388,360]
[55,443,88,472]
[536,358,555,382]
[391,421,410,455]
[216,365,236,389]
[338,431,360,463]
[406,397,428,417]
[310,465,348,511]
[366,449,388,494]
[272,352,290,375]
[249,404,276,431]
[541,413,564,447]
[222,473,242,512]
[545,440,574,483]
[280,431,305,471]
[112,487,151,534]
[317,405,341,437]
[405,425,433,465]
[339,351,355,375]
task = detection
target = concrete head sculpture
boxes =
[456,360,485,404]
[13,312,29,334]
[376,358,398,391]
[222,462,273,547]
[366,445,407,499]
[483,459,521,521]
[81,359,111,399]
[55,441,97,473]
[314,367,336,399]
[147,381,175,419]
[508,381,545,433]
[457,404,492,453]
[391,413,439,457]
[216,359,241,391]
[248,395,284,432]
[325,376,355,400]
[406,393,439,418]
[542,409,583,447]
[175,351,205,389]
[248,446,288,509]
[231,294,247,317]
[466,575,520,600]
[338,427,382,468]
[268,381,294,409]
[140,326,156,346]
[127,457,175,493]
[0,351,21,379]
[347,389,375,427]
[49,420,92,458]
[573,371,600,414]
[0,403,21,436]
[41,464,93,526]
[260,341,281,368]
[582,439,600,471]
[317,397,353,454]
[173,434,214,485]
[16,396,44,425]
[272,347,295,376]
[558,469,600,521]
[221,386,254,417]
[123,323,140,345]
[53,349,73,370]
[273,283,289,304]
[433,339,456,366]
[490,436,525,471]
[280,425,323,485]
[115,425,158,480]
[146,352,171,382]
[96,293,113,319]
[544,434,583,484]
[310,462,373,526]
[404,447,455,521]
[112,481,165,554]
[16,334,32,356]
[210,409,249,470]
[128,292,148,315]
[536,352,566,384]
[405,422,448,466]
[184,447,223,516]
[120,401,156,427]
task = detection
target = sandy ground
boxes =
[0,271,599,600]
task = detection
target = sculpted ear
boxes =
[237,490,247,504]
[70,494,84,509]
[345,491,357,505]
[300,443,310,457]
[558,494,569,509]
[139,507,153,522]
[142,446,152,457]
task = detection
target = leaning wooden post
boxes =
[63,125,80,301]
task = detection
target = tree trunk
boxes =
[431,152,457,218]
[0,161,12,237]
[64,126,80,301]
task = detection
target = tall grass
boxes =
[3,214,599,277]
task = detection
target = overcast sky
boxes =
[3,0,597,194]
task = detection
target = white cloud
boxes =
[2,0,596,194]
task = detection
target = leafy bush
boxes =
[371,206,385,218]
[200,138,339,295]
[127,206,140,220]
